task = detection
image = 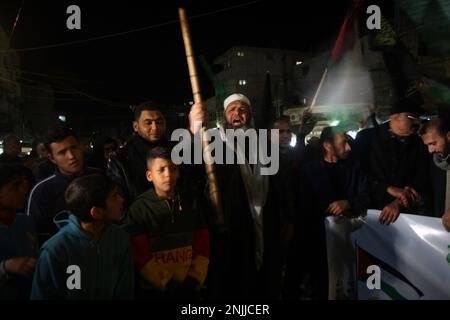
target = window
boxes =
[238,80,247,86]
[237,51,245,57]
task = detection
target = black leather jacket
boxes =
[107,134,171,206]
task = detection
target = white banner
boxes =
[326,210,450,300]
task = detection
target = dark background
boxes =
[0,0,360,108]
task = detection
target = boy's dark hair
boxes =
[146,146,172,168]
[43,127,78,154]
[0,164,29,190]
[65,174,118,222]
[134,101,165,121]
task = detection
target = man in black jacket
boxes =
[107,102,168,205]
[286,126,370,300]
[107,101,205,206]
[354,100,430,225]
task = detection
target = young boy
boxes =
[0,164,38,299]
[124,146,209,299]
[30,174,134,299]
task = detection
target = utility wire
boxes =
[0,0,262,53]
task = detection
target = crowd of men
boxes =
[0,93,449,300]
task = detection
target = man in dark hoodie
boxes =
[30,174,134,300]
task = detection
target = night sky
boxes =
[0,0,374,113]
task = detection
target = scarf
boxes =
[220,127,269,270]
[434,153,450,211]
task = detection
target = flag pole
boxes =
[309,68,328,110]
[178,8,225,229]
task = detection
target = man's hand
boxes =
[299,108,316,136]
[387,186,409,207]
[380,200,401,225]
[387,186,420,208]
[189,102,207,135]
[442,209,450,232]
[404,186,420,203]
[326,200,350,216]
[4,257,37,278]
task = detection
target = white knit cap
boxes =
[223,93,251,111]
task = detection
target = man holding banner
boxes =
[420,115,450,231]
[354,100,430,225]
[286,126,370,299]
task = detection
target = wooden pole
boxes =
[178,8,225,228]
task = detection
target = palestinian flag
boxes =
[311,0,367,109]
[329,0,363,68]
[357,245,424,300]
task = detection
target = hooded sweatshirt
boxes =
[30,211,134,300]
[123,188,209,292]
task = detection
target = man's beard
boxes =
[224,122,249,131]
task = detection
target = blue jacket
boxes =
[27,167,101,237]
[30,212,134,300]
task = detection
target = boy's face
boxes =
[95,186,124,222]
[146,157,179,195]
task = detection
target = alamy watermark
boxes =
[66,5,81,30]
[366,265,381,290]
[170,123,280,176]
[66,265,81,290]
[366,5,381,30]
